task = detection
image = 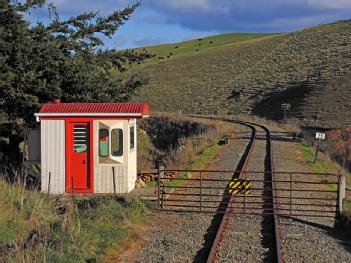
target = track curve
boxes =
[207,121,285,263]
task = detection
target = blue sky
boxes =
[26,0,351,49]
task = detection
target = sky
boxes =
[26,0,351,50]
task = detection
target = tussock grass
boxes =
[0,178,151,262]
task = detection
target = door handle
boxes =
[82,160,86,164]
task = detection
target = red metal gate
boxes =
[156,169,341,218]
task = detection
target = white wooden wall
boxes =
[41,120,66,194]
[127,120,137,192]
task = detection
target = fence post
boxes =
[48,172,51,194]
[199,172,202,213]
[290,173,292,215]
[112,167,116,196]
[338,175,346,214]
[157,165,164,211]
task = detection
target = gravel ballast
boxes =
[122,121,351,262]
[130,123,252,263]
[271,128,351,263]
[216,127,274,262]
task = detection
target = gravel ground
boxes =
[128,123,253,263]
[122,121,351,263]
[216,126,274,262]
[271,128,351,263]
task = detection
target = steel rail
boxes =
[206,121,257,263]
[257,123,286,263]
[206,121,286,263]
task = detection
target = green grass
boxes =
[298,143,337,174]
[38,197,150,262]
[168,143,222,187]
[148,142,223,188]
[298,143,340,191]
[133,32,279,66]
[191,143,222,170]
[0,180,59,247]
[0,178,151,262]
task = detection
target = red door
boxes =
[66,122,91,192]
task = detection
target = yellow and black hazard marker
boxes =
[228,179,252,195]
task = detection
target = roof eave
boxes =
[34,112,143,117]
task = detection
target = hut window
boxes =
[99,129,109,157]
[111,128,123,157]
[130,126,135,150]
[73,125,87,153]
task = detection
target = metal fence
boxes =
[156,169,342,218]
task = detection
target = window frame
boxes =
[129,125,135,151]
[111,128,124,157]
[98,128,109,157]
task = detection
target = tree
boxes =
[0,0,151,161]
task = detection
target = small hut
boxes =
[32,100,150,194]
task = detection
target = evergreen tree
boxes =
[0,0,151,161]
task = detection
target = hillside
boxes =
[133,33,279,66]
[132,20,351,129]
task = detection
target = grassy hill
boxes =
[133,33,279,66]
[132,20,351,129]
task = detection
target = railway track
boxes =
[207,121,285,262]
[136,119,344,263]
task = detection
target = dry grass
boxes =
[137,127,157,172]
[137,112,234,172]
[132,20,351,128]
[0,173,151,262]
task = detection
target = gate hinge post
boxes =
[338,175,346,214]
[157,165,164,211]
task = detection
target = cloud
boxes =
[247,14,340,31]
[24,0,351,50]
[33,0,137,18]
[27,0,351,33]
[155,0,210,11]
[147,0,230,14]
[143,0,351,32]
[137,14,166,24]
[306,0,351,9]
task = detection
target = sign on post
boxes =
[229,178,252,195]
[315,132,325,140]
[314,132,326,163]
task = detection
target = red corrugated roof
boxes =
[36,102,150,117]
